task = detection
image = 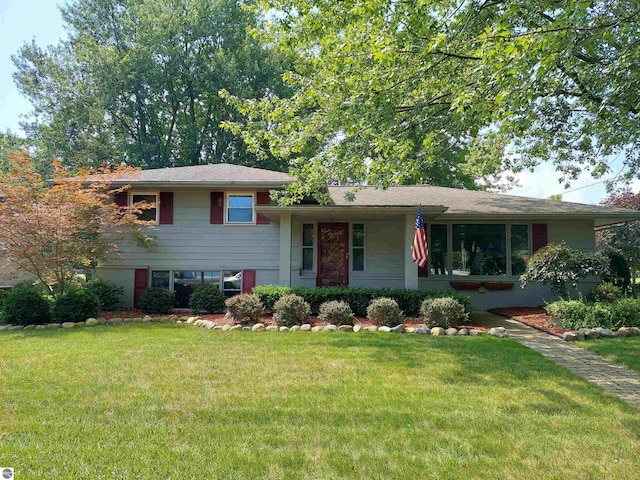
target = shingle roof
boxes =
[111,163,294,186]
[327,185,638,217]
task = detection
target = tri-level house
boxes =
[96,163,640,310]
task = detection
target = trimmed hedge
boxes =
[253,285,470,317]
[189,284,226,313]
[139,287,176,314]
[1,285,51,325]
[51,289,101,323]
[546,298,640,330]
[85,277,124,311]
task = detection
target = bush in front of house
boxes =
[0,289,8,309]
[545,300,591,329]
[273,294,311,327]
[547,297,640,330]
[85,277,124,311]
[252,285,293,309]
[588,282,623,304]
[1,284,51,325]
[138,287,176,314]
[610,298,640,328]
[420,297,467,328]
[225,294,264,324]
[587,303,617,330]
[189,284,226,313]
[366,297,404,327]
[51,288,101,323]
[318,300,354,325]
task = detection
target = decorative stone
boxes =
[458,328,469,336]
[74,321,85,327]
[24,324,36,330]
[338,325,353,332]
[266,325,279,332]
[252,323,265,332]
[213,325,223,330]
[222,324,231,331]
[62,322,75,329]
[167,315,178,322]
[363,325,378,332]
[580,328,600,340]
[7,325,24,330]
[390,324,405,333]
[445,327,458,336]
[629,327,640,336]
[230,325,242,331]
[35,325,46,330]
[204,322,216,330]
[289,325,300,332]
[0,325,9,331]
[378,326,392,333]
[142,315,153,323]
[469,329,483,336]
[405,327,416,334]
[186,316,198,324]
[242,326,251,331]
[123,317,134,323]
[279,326,289,332]
[415,327,430,334]
[107,318,122,325]
[300,324,312,331]
[563,332,579,342]
[615,327,632,337]
[430,327,446,336]
[47,323,62,329]
[97,318,107,325]
[323,324,337,332]
[594,327,614,338]
[311,326,321,332]
[489,327,507,337]
[353,325,362,333]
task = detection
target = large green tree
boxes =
[224,0,640,204]
[13,0,291,170]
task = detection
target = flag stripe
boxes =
[412,208,429,268]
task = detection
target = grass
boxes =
[577,337,640,372]
[1,324,639,479]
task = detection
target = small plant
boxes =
[366,297,404,327]
[318,300,354,325]
[420,297,467,328]
[1,284,51,325]
[51,289,101,323]
[189,284,226,313]
[545,300,591,329]
[588,282,623,304]
[273,294,311,327]
[225,294,264,324]
[85,277,124,311]
[138,287,176,314]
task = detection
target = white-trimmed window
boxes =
[226,193,255,224]
[352,223,365,272]
[302,223,314,271]
[129,192,158,222]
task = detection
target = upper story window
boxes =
[130,192,158,222]
[226,194,254,224]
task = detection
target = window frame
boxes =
[129,191,159,223]
[301,223,315,273]
[225,192,256,225]
[350,222,366,273]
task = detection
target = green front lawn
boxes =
[577,337,640,372]
[1,325,638,479]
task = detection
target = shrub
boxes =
[520,242,609,299]
[189,284,226,313]
[85,277,124,311]
[586,303,618,330]
[366,297,404,327]
[0,289,8,309]
[588,282,623,304]
[545,300,591,329]
[318,300,354,325]
[225,294,264,324]
[252,285,293,309]
[51,289,100,323]
[273,294,311,327]
[420,297,467,328]
[1,285,51,325]
[611,298,640,327]
[602,250,631,293]
[138,287,176,314]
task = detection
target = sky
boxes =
[0,0,637,205]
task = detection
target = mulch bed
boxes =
[489,307,569,337]
[100,309,488,331]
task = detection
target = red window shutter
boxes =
[133,268,148,308]
[242,269,256,294]
[418,265,429,278]
[256,191,271,225]
[114,192,128,207]
[210,192,224,224]
[159,192,173,225]
[532,223,548,254]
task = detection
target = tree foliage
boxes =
[225,0,640,204]
[12,0,291,171]
[0,151,154,296]
[599,189,640,281]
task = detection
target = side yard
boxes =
[1,324,639,479]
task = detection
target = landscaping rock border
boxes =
[563,326,640,342]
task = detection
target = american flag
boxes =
[412,208,429,268]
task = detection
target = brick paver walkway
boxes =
[474,312,640,409]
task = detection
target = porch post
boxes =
[279,212,292,286]
[404,213,419,289]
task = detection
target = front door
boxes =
[317,223,349,287]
